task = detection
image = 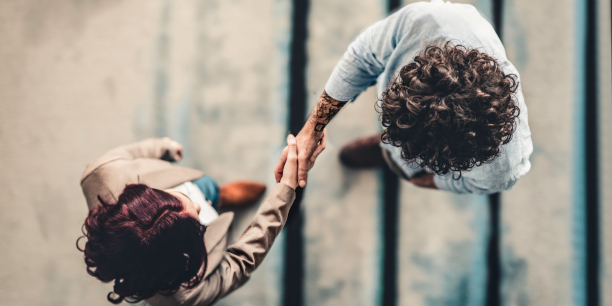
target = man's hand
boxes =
[278,91,346,187]
[409,172,437,189]
[275,129,326,186]
[295,127,326,187]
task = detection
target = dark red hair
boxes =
[77,184,207,304]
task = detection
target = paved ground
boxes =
[0,0,610,305]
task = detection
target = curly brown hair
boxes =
[380,43,520,177]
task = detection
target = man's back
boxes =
[325,0,533,194]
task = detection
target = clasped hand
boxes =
[275,129,327,189]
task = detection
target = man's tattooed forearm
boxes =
[308,92,347,132]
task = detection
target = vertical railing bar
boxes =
[486,1,503,305]
[283,0,310,305]
[585,0,600,303]
[486,193,501,306]
[387,0,400,14]
[380,3,401,306]
[381,166,400,306]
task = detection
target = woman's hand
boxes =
[279,135,298,189]
[275,129,326,187]
[161,137,183,162]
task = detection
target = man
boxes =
[277,0,532,194]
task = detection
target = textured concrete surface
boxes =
[500,0,576,304]
[0,0,609,305]
[398,185,489,306]
[0,1,162,305]
[302,1,384,305]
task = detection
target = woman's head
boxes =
[379,42,520,176]
[78,184,207,304]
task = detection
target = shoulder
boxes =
[80,159,136,210]
[397,1,480,19]
[387,1,487,43]
[80,142,140,183]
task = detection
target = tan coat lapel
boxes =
[202,212,234,278]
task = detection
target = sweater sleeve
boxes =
[324,6,412,102]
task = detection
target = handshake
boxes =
[274,129,327,189]
[159,128,328,190]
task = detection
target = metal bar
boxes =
[487,1,503,305]
[486,193,501,306]
[381,3,401,306]
[584,0,600,303]
[283,0,310,305]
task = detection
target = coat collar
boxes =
[202,211,234,277]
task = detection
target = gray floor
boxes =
[0,1,610,306]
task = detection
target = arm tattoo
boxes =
[307,91,347,132]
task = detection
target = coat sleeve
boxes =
[81,138,179,183]
[108,138,180,161]
[179,183,296,305]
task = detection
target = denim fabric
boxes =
[324,0,533,194]
[193,175,220,210]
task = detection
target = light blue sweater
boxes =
[324,0,533,194]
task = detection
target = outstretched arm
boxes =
[181,135,325,305]
[273,92,339,188]
[113,137,183,161]
[274,8,411,187]
[81,137,183,184]
[305,91,348,133]
[295,92,345,187]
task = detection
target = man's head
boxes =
[78,184,206,304]
[380,42,520,176]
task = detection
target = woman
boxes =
[78,133,324,305]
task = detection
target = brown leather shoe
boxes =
[339,133,385,169]
[219,181,266,210]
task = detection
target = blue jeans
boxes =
[192,175,220,210]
